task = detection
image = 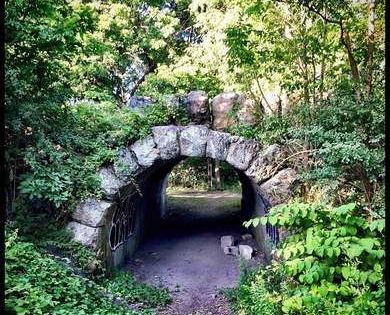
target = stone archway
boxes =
[67,125,297,269]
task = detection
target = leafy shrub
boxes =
[225,264,282,314]
[8,100,188,216]
[5,229,170,315]
[239,202,385,315]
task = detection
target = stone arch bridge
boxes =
[67,124,297,269]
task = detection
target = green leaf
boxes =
[268,216,277,225]
[333,247,341,257]
[341,267,350,279]
[325,247,333,258]
[345,244,363,258]
[251,217,260,227]
[358,238,374,251]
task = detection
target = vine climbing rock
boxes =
[67,124,298,269]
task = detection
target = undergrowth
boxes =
[5,228,171,315]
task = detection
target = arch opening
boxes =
[68,125,296,271]
[119,156,273,264]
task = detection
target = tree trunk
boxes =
[365,0,376,99]
[207,158,213,190]
[277,96,282,117]
[319,9,328,101]
[129,63,157,97]
[311,51,317,104]
[215,159,222,190]
[340,19,361,101]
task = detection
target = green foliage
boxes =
[168,157,240,191]
[7,204,103,274]
[98,271,171,307]
[241,202,385,314]
[137,69,223,98]
[5,229,170,314]
[8,99,186,214]
[289,93,384,180]
[228,115,290,145]
[4,1,385,314]
[225,264,282,314]
[5,0,193,215]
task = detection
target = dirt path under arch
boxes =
[125,190,259,315]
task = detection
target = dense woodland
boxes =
[5,0,385,314]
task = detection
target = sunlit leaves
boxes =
[243,201,384,313]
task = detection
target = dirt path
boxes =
[125,190,250,315]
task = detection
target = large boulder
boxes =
[226,137,261,170]
[237,95,257,125]
[245,144,287,184]
[72,198,116,227]
[127,96,155,109]
[130,135,160,167]
[186,90,210,124]
[179,125,209,157]
[206,130,231,160]
[152,125,180,160]
[212,92,239,130]
[260,168,297,206]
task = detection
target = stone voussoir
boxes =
[245,144,287,184]
[179,125,209,157]
[206,130,231,160]
[226,136,261,171]
[98,166,127,200]
[72,197,116,228]
[152,125,180,160]
[130,135,160,167]
[259,168,297,206]
[114,146,142,180]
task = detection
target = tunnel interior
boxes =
[125,157,271,260]
[106,155,277,269]
[144,158,250,231]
